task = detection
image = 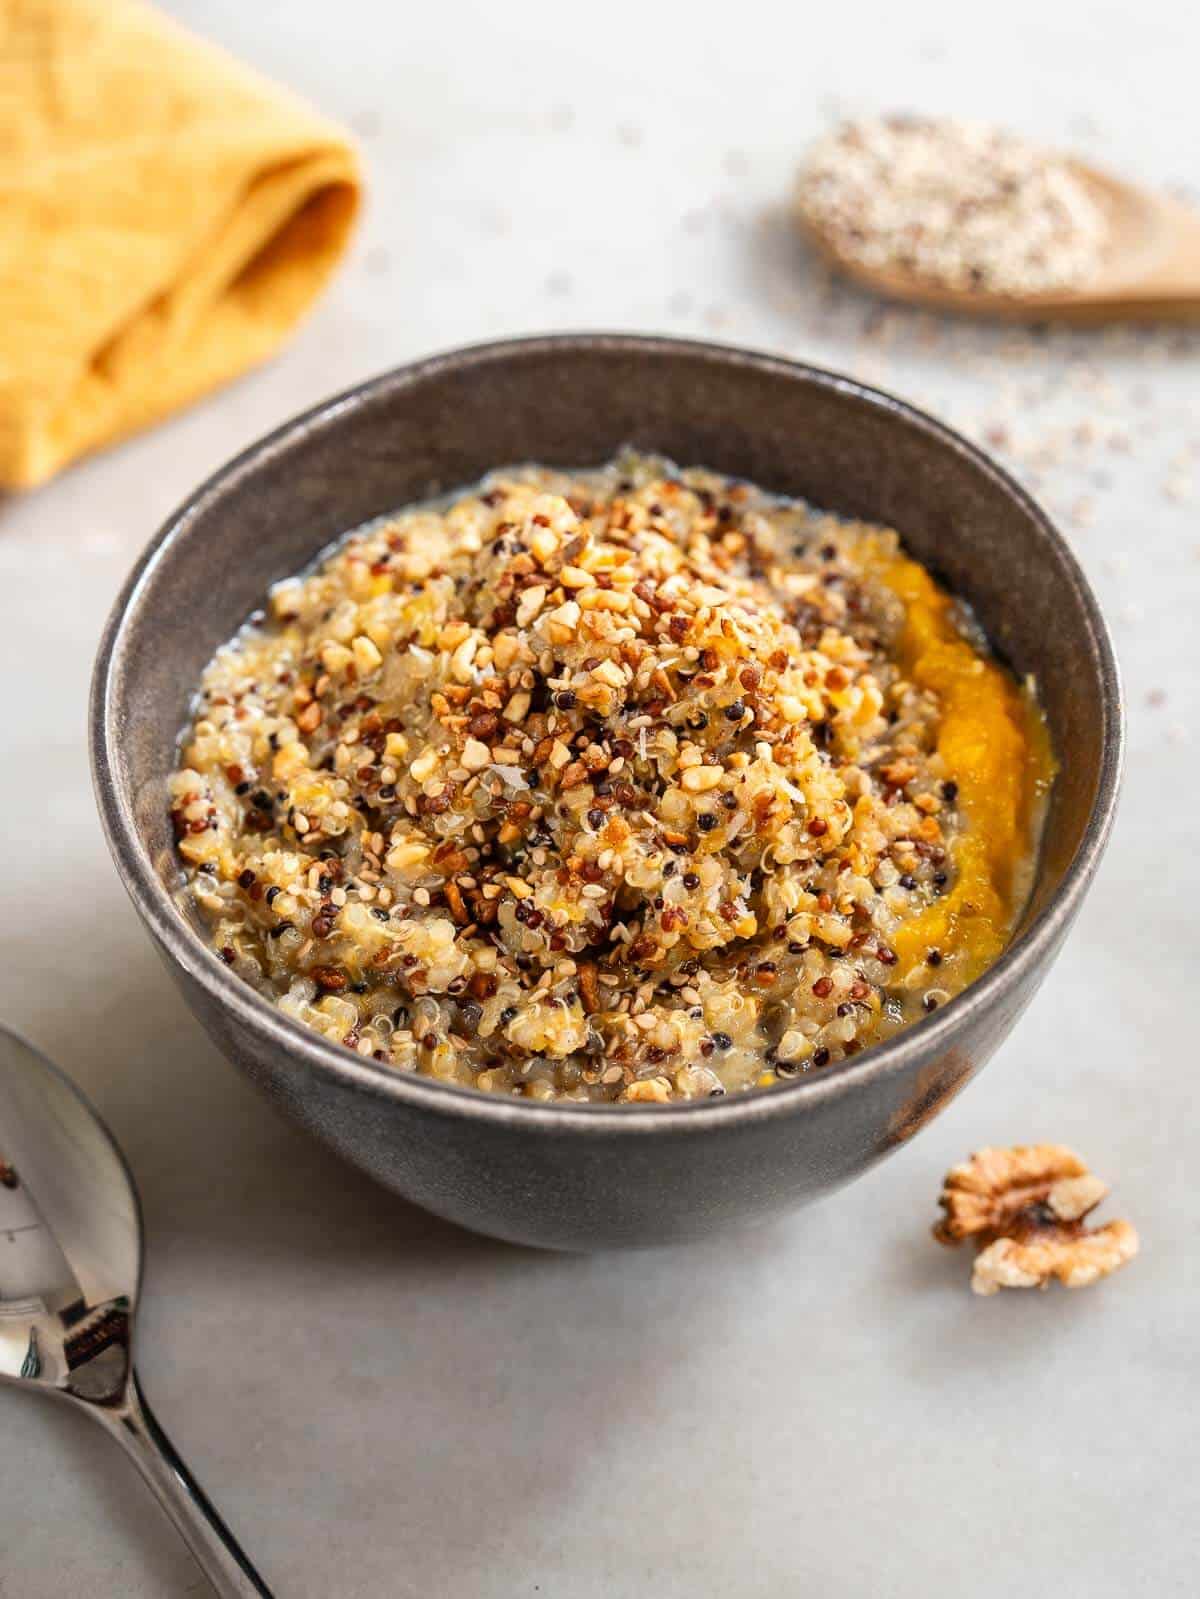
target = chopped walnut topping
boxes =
[577,960,601,1015]
[622,1076,673,1103]
[935,1144,1139,1295]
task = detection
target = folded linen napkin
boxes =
[0,0,361,488]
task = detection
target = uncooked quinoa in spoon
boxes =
[798,115,1110,295]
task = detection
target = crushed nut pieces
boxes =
[171,454,1049,1102]
[935,1144,1139,1295]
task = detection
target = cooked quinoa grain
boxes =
[172,454,1053,1102]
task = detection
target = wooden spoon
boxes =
[799,163,1200,324]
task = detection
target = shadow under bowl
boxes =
[90,335,1123,1249]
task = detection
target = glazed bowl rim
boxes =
[90,332,1124,1135]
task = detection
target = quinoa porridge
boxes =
[170,454,1053,1102]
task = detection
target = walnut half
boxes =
[934,1143,1139,1296]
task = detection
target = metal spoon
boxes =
[0,1023,271,1598]
[800,161,1200,323]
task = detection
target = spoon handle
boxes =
[94,1372,273,1598]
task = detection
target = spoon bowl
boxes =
[0,1024,270,1598]
[0,1028,138,1401]
[800,161,1200,323]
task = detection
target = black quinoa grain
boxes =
[711,1031,732,1050]
[812,1047,831,1067]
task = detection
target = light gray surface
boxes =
[2,2,1197,1594]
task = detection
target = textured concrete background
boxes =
[2,2,1197,1593]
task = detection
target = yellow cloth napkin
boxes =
[0,0,361,488]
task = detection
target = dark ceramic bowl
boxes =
[91,335,1122,1249]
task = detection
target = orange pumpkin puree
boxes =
[878,555,1054,983]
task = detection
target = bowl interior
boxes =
[96,336,1118,1058]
